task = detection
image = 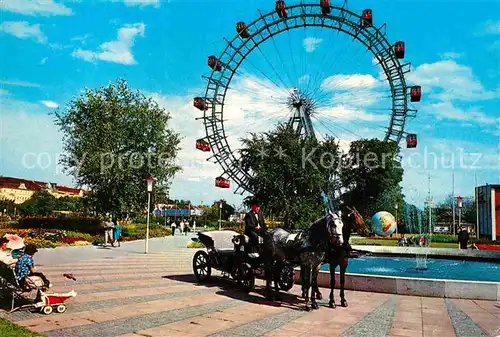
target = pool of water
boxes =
[319,256,500,282]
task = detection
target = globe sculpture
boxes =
[371,211,397,236]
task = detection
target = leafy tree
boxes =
[340,138,404,217]
[0,198,16,215]
[19,190,57,216]
[239,123,341,229]
[203,200,235,221]
[53,79,182,216]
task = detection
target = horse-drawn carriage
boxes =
[191,230,295,293]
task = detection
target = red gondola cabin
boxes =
[361,9,372,27]
[193,97,208,110]
[208,55,222,71]
[320,0,331,15]
[406,134,417,148]
[410,85,421,102]
[394,41,405,59]
[237,22,250,38]
[275,0,288,18]
[196,139,210,152]
[215,177,230,188]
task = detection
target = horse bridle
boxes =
[326,212,343,245]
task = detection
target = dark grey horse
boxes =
[311,206,370,308]
[262,211,344,311]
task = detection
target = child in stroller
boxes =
[11,243,77,314]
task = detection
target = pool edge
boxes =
[293,270,500,301]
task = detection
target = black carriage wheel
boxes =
[278,264,295,291]
[240,263,255,293]
[193,250,212,282]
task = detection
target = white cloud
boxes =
[426,101,499,125]
[111,0,161,7]
[439,51,463,60]
[321,74,379,91]
[0,79,40,87]
[0,0,72,16]
[146,74,291,185]
[406,60,498,101]
[0,97,71,186]
[40,57,48,65]
[476,20,500,36]
[303,37,323,52]
[72,23,145,65]
[0,21,47,44]
[316,105,386,122]
[40,100,59,108]
[400,137,500,206]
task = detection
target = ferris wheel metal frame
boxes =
[194,1,421,201]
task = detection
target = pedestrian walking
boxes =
[170,221,176,235]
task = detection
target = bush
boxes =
[24,237,59,249]
[17,216,103,234]
[65,231,94,241]
[121,223,171,239]
[187,241,205,248]
[222,226,243,234]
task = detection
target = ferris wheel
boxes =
[193,1,422,207]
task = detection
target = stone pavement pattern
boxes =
[1,237,499,337]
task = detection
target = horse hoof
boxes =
[341,300,348,307]
[329,302,336,309]
[316,292,323,300]
[305,305,311,312]
[311,302,319,310]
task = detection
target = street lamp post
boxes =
[457,196,463,233]
[145,177,154,254]
[218,200,223,230]
[394,203,398,235]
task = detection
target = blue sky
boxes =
[1,0,499,210]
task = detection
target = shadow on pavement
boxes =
[162,274,305,311]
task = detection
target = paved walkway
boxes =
[1,236,499,337]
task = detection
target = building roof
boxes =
[0,176,83,195]
[477,184,500,189]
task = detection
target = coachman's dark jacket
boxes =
[244,210,267,236]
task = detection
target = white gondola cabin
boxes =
[196,139,210,152]
[395,41,405,59]
[215,177,230,188]
[410,86,421,102]
[275,0,288,18]
[406,134,417,148]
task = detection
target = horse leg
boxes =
[272,260,281,301]
[340,258,348,307]
[302,264,311,311]
[264,259,274,300]
[329,262,337,308]
[310,263,320,310]
[301,265,309,298]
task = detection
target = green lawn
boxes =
[0,318,46,337]
[351,238,458,249]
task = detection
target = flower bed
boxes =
[0,223,171,249]
[475,244,500,251]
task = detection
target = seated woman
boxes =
[15,243,51,291]
[0,236,17,266]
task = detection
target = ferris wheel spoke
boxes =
[234,56,291,98]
